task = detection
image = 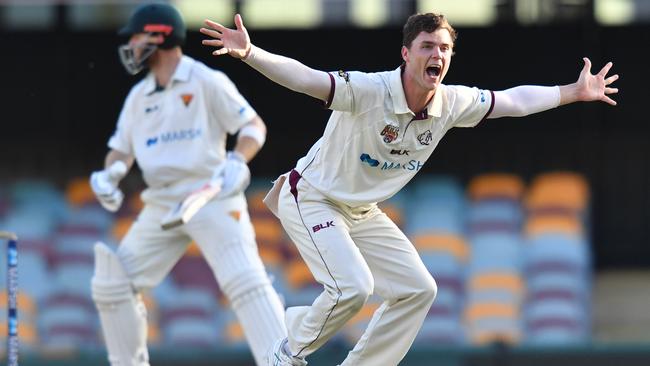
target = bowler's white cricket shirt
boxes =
[294,66,494,207]
[108,55,257,202]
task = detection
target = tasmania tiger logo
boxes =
[380,124,399,143]
[180,93,193,107]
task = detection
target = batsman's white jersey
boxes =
[109,55,257,205]
[265,67,493,366]
[97,55,286,366]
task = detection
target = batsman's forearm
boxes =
[243,45,331,102]
[234,136,262,163]
[235,116,266,162]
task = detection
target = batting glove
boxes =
[90,161,128,212]
[217,151,250,198]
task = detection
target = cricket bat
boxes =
[160,178,223,230]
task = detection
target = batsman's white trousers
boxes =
[118,194,256,289]
[275,170,437,366]
[115,193,286,365]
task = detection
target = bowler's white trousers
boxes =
[275,170,437,366]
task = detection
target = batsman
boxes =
[89,3,286,365]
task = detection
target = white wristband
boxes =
[238,123,266,147]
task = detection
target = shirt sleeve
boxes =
[107,89,136,155]
[207,70,257,135]
[448,85,495,128]
[327,70,381,115]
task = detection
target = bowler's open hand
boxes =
[201,14,251,59]
[575,57,619,105]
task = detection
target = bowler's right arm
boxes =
[200,14,331,103]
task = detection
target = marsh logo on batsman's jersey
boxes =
[380,124,399,143]
[145,128,202,147]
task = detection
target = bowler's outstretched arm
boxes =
[489,57,619,119]
[200,14,331,102]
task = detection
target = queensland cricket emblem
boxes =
[380,124,399,143]
[418,130,432,145]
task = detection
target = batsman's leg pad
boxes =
[215,242,287,366]
[91,242,149,366]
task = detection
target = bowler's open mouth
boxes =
[426,65,441,77]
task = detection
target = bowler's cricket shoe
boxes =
[266,338,307,366]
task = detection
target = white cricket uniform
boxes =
[109,55,256,205]
[266,66,493,365]
[105,55,286,365]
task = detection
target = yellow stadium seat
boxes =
[348,302,379,326]
[112,217,135,242]
[341,301,380,343]
[0,323,38,346]
[185,241,202,257]
[0,292,37,319]
[286,260,317,290]
[468,273,524,295]
[226,320,245,343]
[138,293,161,344]
[412,233,469,262]
[140,293,158,317]
[252,217,284,243]
[282,239,302,261]
[65,177,96,207]
[525,215,583,237]
[470,329,521,345]
[526,171,589,212]
[147,322,161,345]
[127,192,145,213]
[378,203,404,228]
[0,292,39,347]
[248,190,269,213]
[259,245,283,267]
[465,302,519,323]
[468,173,525,201]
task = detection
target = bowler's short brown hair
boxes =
[402,13,457,48]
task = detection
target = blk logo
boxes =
[390,149,409,156]
[313,221,335,233]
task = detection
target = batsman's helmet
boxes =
[118,3,185,75]
[119,2,186,49]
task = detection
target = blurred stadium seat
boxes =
[522,172,592,345]
[0,172,597,356]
